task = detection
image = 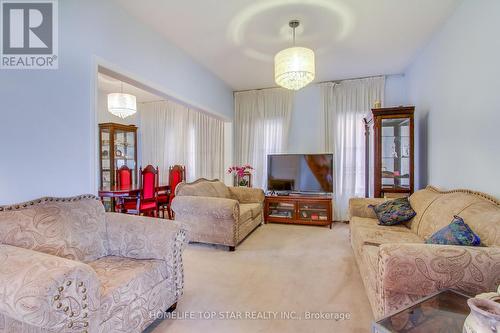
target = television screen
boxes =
[267,154,333,193]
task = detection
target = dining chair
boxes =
[115,165,134,212]
[116,165,133,188]
[158,165,186,219]
[123,165,159,217]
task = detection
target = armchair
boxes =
[0,195,188,333]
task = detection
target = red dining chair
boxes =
[158,165,186,219]
[123,165,159,217]
[115,165,134,212]
[116,165,133,188]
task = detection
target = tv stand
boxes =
[264,194,333,228]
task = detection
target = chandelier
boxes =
[275,20,315,90]
[107,82,137,119]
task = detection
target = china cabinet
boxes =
[98,123,138,188]
[364,106,414,198]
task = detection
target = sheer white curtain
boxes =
[321,77,385,220]
[234,88,293,188]
[140,100,224,183]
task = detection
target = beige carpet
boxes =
[148,223,373,333]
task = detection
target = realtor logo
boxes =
[1,0,58,69]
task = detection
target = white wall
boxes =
[0,0,233,204]
[406,0,500,198]
[287,75,409,153]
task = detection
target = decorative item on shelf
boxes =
[374,100,382,108]
[102,150,108,157]
[464,286,500,333]
[115,149,122,157]
[274,20,315,90]
[227,164,254,187]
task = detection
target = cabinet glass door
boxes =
[101,129,111,188]
[298,202,329,222]
[268,201,294,219]
[381,118,410,190]
[114,129,136,185]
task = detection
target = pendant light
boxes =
[275,20,315,90]
[107,82,137,119]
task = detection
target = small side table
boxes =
[372,289,471,333]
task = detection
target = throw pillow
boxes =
[425,216,481,246]
[369,197,416,226]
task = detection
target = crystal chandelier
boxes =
[107,82,137,119]
[275,20,315,90]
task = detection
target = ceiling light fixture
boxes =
[107,82,137,119]
[275,20,315,90]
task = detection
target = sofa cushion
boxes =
[240,203,262,218]
[88,256,168,322]
[350,216,408,231]
[0,198,108,262]
[369,197,416,226]
[351,223,423,261]
[176,179,231,199]
[353,226,423,247]
[239,204,254,222]
[413,189,500,246]
[425,216,481,246]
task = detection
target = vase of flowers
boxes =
[227,164,254,187]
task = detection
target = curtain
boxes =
[234,88,293,188]
[321,77,385,221]
[140,100,224,183]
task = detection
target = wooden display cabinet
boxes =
[98,123,138,210]
[264,195,333,228]
[364,106,414,198]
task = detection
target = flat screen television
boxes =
[267,153,333,193]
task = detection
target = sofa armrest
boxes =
[105,213,189,298]
[348,197,387,219]
[0,244,100,331]
[171,196,239,221]
[228,187,265,204]
[379,243,500,297]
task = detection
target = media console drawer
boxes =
[264,195,333,228]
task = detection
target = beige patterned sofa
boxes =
[0,195,188,333]
[349,186,500,319]
[171,179,264,251]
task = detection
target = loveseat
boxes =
[349,186,500,319]
[0,195,188,333]
[171,179,264,251]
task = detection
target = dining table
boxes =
[98,183,170,212]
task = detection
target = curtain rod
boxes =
[233,73,404,93]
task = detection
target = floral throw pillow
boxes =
[425,216,481,246]
[369,197,416,226]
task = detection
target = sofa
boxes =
[171,178,265,251]
[0,195,188,333]
[349,186,500,319]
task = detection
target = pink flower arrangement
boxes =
[227,164,254,178]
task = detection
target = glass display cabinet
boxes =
[364,106,414,198]
[98,123,138,189]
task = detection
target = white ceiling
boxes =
[98,72,161,103]
[117,0,460,91]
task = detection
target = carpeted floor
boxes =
[147,223,373,333]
